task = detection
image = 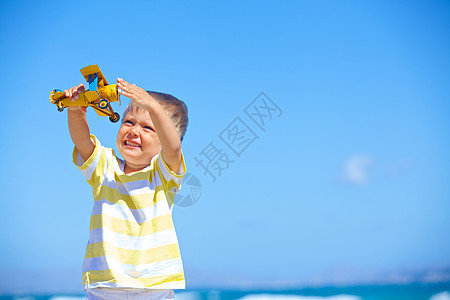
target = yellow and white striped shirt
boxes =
[73,135,186,290]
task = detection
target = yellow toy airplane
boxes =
[49,65,121,123]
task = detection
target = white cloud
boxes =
[339,154,373,185]
[430,292,450,300]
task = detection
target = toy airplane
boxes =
[49,65,121,123]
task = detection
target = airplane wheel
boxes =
[57,106,64,112]
[99,99,109,109]
[110,112,120,123]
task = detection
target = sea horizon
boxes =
[0,282,449,300]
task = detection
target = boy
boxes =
[65,77,188,299]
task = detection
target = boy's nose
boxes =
[128,127,139,137]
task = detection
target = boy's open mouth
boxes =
[124,140,141,148]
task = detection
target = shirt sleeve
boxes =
[72,135,106,188]
[155,151,187,205]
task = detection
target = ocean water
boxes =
[1,283,449,300]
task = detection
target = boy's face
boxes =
[116,107,162,172]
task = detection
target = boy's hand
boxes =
[65,83,87,113]
[117,78,155,111]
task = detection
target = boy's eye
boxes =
[144,126,155,132]
[123,120,133,126]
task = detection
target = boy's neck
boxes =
[124,163,146,174]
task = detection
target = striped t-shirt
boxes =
[73,135,186,290]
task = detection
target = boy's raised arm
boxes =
[117,78,182,173]
[66,84,95,162]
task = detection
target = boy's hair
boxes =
[122,91,189,141]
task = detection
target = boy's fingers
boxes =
[71,88,77,100]
[64,84,85,101]
[117,81,132,93]
[118,81,140,95]
[77,84,85,93]
[118,79,130,88]
[118,78,136,89]
[72,89,79,101]
[120,90,132,98]
[120,90,137,101]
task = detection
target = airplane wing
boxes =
[80,65,109,87]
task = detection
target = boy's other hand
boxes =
[65,83,87,113]
[117,78,154,111]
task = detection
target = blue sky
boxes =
[0,0,449,294]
